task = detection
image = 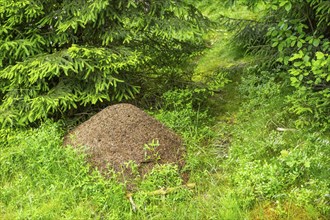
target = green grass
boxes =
[223,73,330,218]
[0,122,130,219]
[1,1,329,219]
[190,0,264,21]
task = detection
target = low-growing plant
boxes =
[143,139,160,163]
[154,88,214,138]
[225,71,330,217]
[152,88,217,174]
[0,121,131,219]
[123,160,140,177]
[134,164,191,213]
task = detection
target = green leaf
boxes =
[293,61,303,67]
[297,41,303,48]
[290,69,301,76]
[315,52,325,60]
[326,75,330,82]
[290,76,299,83]
[289,51,304,61]
[304,161,310,168]
[285,3,292,12]
[313,39,320,47]
[272,41,279,47]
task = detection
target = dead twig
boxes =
[276,127,296,132]
[126,183,196,212]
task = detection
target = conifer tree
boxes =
[0,0,207,127]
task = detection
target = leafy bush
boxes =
[266,11,330,129]
[287,48,330,130]
[226,0,330,131]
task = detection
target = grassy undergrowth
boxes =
[0,122,130,219]
[224,72,330,219]
[0,120,193,219]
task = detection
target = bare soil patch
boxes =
[64,103,185,184]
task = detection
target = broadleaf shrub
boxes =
[226,0,330,131]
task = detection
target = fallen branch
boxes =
[126,183,196,212]
[128,195,137,213]
[276,127,296,132]
[147,183,196,196]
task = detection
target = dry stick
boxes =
[276,127,296,132]
[148,183,196,196]
[126,183,196,212]
[128,196,137,213]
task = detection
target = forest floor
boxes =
[1,3,329,220]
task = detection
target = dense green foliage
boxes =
[226,0,330,130]
[189,1,330,217]
[0,0,207,127]
[1,1,329,219]
[227,72,330,216]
